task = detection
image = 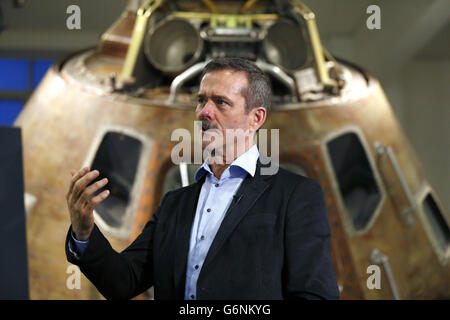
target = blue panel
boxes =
[0,100,23,126]
[0,59,29,91]
[33,59,54,89]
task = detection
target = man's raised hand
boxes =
[66,167,109,241]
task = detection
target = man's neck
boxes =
[209,163,229,180]
[209,142,255,179]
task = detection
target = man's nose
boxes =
[197,100,215,120]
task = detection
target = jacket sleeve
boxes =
[282,178,340,300]
[65,192,169,300]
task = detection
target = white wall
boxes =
[400,60,450,210]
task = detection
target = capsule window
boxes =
[327,132,382,230]
[162,163,201,196]
[422,193,450,252]
[90,132,142,228]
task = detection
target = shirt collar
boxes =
[194,144,260,182]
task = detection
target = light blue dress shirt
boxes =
[184,143,259,300]
[70,144,260,300]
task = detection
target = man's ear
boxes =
[250,106,267,132]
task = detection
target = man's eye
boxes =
[198,97,206,104]
[217,99,227,106]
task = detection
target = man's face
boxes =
[196,69,255,161]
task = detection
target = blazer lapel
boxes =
[201,157,274,271]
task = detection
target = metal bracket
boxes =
[374,141,416,227]
[255,60,298,102]
[168,60,210,104]
[179,162,189,187]
[370,248,400,300]
[288,0,337,90]
[120,0,164,83]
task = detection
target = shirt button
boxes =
[194,265,199,270]
[206,208,211,212]
[215,183,219,187]
[190,295,195,299]
[200,235,205,240]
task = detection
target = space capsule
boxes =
[16,0,449,299]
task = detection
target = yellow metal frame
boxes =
[200,0,219,13]
[120,0,164,82]
[121,0,336,90]
[240,0,259,13]
[289,0,336,88]
[170,11,278,25]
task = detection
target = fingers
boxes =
[72,169,100,200]
[66,167,108,240]
[67,167,89,199]
[85,189,110,212]
[77,177,109,207]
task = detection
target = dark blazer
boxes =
[66,158,340,300]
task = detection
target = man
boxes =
[65,57,340,300]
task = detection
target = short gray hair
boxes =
[201,57,272,114]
